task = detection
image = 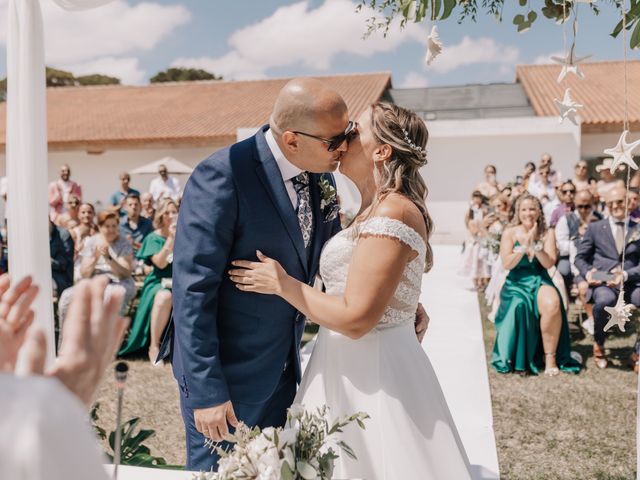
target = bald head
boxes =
[271,78,347,133]
[607,186,627,203]
[575,190,592,204]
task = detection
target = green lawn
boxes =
[481,295,638,480]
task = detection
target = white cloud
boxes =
[41,1,191,64]
[0,0,190,82]
[172,0,428,80]
[399,71,429,88]
[533,51,564,65]
[428,36,520,74]
[60,56,145,84]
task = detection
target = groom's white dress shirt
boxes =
[265,129,303,210]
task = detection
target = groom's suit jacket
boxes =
[171,125,341,410]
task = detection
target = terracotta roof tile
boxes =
[0,72,391,149]
[516,60,640,133]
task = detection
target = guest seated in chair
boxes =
[49,221,74,298]
[491,194,581,376]
[58,211,136,330]
[575,186,640,369]
[555,190,602,303]
[118,199,178,364]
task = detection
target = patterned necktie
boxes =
[292,172,313,248]
[615,221,625,255]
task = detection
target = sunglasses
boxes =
[561,189,576,194]
[576,205,591,210]
[293,121,358,152]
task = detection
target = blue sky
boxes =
[0,0,635,88]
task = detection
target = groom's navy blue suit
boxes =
[170,125,341,471]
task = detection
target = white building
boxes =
[389,60,640,242]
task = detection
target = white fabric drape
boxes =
[51,0,115,11]
[7,0,53,365]
[6,0,116,367]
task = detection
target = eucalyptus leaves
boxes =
[199,405,369,480]
[358,0,640,49]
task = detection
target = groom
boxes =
[171,78,351,470]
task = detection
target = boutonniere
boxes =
[628,224,640,244]
[318,175,340,223]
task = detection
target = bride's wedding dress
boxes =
[296,216,473,479]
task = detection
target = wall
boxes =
[424,116,581,243]
[581,131,640,159]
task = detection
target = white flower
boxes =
[245,433,280,480]
[278,426,298,449]
[288,403,305,420]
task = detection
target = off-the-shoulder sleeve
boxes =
[359,216,426,257]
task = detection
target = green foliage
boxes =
[150,67,222,83]
[358,0,640,49]
[90,402,177,469]
[46,67,76,87]
[46,67,121,87]
[76,74,120,86]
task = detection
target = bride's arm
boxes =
[230,234,414,340]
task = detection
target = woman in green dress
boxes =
[119,199,178,363]
[491,194,581,376]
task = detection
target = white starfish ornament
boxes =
[603,130,640,174]
[425,25,443,66]
[551,43,592,83]
[553,88,583,125]
[604,291,634,332]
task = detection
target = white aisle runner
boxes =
[421,245,499,480]
[301,245,500,479]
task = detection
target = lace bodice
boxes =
[319,216,426,330]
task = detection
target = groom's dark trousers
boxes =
[169,126,341,471]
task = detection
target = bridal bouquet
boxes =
[195,404,368,480]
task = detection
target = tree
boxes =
[76,74,120,86]
[358,0,640,49]
[149,67,222,83]
[46,67,75,87]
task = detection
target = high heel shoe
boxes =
[544,352,560,377]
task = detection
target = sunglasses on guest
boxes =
[576,204,591,210]
[561,188,576,194]
[293,121,358,152]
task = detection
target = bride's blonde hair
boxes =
[366,102,434,272]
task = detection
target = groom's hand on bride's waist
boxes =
[194,400,239,442]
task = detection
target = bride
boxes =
[229,102,472,479]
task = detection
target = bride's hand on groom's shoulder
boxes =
[194,401,238,442]
[229,250,290,296]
